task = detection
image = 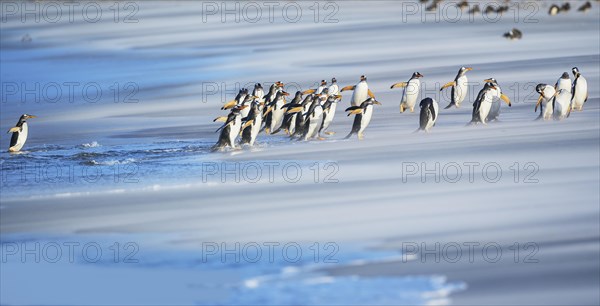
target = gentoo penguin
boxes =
[535,84,556,120]
[561,2,570,12]
[299,94,324,141]
[578,1,592,13]
[263,90,289,134]
[341,75,375,107]
[470,82,497,125]
[503,28,522,40]
[253,83,265,104]
[549,4,560,15]
[391,72,424,113]
[327,78,339,96]
[344,97,381,140]
[213,105,247,151]
[441,67,473,109]
[222,88,248,111]
[273,91,303,135]
[555,72,572,93]
[483,78,511,122]
[571,67,588,111]
[553,89,572,120]
[7,114,36,152]
[320,94,342,135]
[240,99,263,146]
[289,94,315,138]
[302,80,327,95]
[417,98,439,132]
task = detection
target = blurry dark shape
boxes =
[578,1,592,12]
[560,2,571,11]
[549,4,560,15]
[457,0,469,11]
[419,0,428,3]
[503,28,523,40]
[469,4,480,14]
[496,5,509,14]
[21,34,32,43]
[484,5,495,14]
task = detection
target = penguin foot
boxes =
[410,108,414,113]
[325,131,335,135]
[318,137,326,141]
[358,133,364,140]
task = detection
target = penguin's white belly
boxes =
[271,101,285,130]
[359,106,373,133]
[554,92,571,119]
[572,77,588,109]
[556,79,572,93]
[322,103,337,130]
[542,99,554,120]
[455,77,468,106]
[351,83,368,107]
[229,117,242,146]
[478,96,493,123]
[402,79,420,110]
[9,123,28,152]
[305,108,323,139]
[250,116,262,146]
[241,107,250,118]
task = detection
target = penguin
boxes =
[470,82,497,125]
[240,99,263,146]
[341,75,375,107]
[289,94,315,138]
[327,78,339,96]
[7,114,36,152]
[320,94,342,135]
[578,1,592,13]
[391,72,424,113]
[273,91,303,135]
[253,83,265,104]
[555,72,572,93]
[299,94,325,141]
[571,67,588,111]
[344,97,381,140]
[263,90,289,134]
[212,105,247,151]
[469,4,480,15]
[553,89,572,120]
[417,98,439,132]
[560,2,570,12]
[503,28,522,40]
[441,67,473,109]
[302,80,327,95]
[222,88,248,112]
[535,84,556,120]
[549,4,560,15]
[483,78,511,122]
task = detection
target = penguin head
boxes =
[360,75,367,82]
[572,67,580,77]
[363,97,381,106]
[560,72,570,79]
[484,78,498,87]
[255,83,263,90]
[20,114,37,122]
[459,67,473,75]
[536,84,548,94]
[331,77,337,83]
[413,72,424,78]
[294,91,303,98]
[320,80,327,86]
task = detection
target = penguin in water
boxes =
[344,97,382,140]
[341,75,375,107]
[469,82,497,125]
[391,72,424,113]
[555,72,572,93]
[417,98,439,133]
[240,98,264,147]
[441,67,473,109]
[320,93,342,136]
[553,89,572,120]
[7,114,37,152]
[263,90,289,134]
[273,91,303,135]
[483,78,511,122]
[571,67,588,111]
[535,84,556,120]
[212,105,247,151]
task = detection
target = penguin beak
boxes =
[466,67,473,71]
[417,73,424,78]
[373,101,382,105]
[282,91,290,96]
[483,78,493,83]
[26,115,37,119]
[335,94,342,100]
[237,105,248,110]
